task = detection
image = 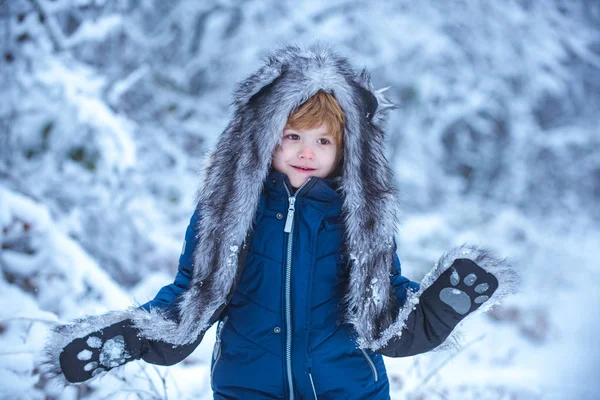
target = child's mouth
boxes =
[291,165,317,173]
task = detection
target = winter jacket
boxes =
[141,170,422,399]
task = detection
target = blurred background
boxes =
[1,0,599,399]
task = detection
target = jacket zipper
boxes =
[307,356,318,399]
[360,348,379,382]
[211,316,229,385]
[283,178,311,400]
[308,371,318,399]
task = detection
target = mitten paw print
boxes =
[61,333,132,382]
[77,335,131,377]
[59,320,142,383]
[439,267,494,315]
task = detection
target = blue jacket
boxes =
[142,171,419,399]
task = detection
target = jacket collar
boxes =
[264,170,341,204]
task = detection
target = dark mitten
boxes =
[141,333,205,366]
[41,308,208,386]
[423,258,498,319]
[59,319,143,383]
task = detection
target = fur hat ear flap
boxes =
[356,69,398,124]
[233,59,284,106]
[355,84,379,121]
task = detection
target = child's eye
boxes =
[317,138,331,145]
[285,134,300,140]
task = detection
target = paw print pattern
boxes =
[76,335,130,377]
[439,268,492,315]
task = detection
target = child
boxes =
[41,45,517,399]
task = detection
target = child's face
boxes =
[272,122,338,188]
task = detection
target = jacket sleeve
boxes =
[380,249,449,358]
[139,209,200,319]
[135,208,206,366]
[390,251,420,304]
[40,209,205,385]
[381,251,453,357]
[378,243,446,358]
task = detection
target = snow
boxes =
[35,58,137,172]
[450,270,460,285]
[464,274,476,286]
[475,283,488,293]
[474,295,488,304]
[388,207,600,399]
[65,15,123,47]
[84,361,97,371]
[86,336,102,349]
[1,1,599,399]
[77,349,93,361]
[99,336,128,367]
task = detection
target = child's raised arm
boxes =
[40,209,204,386]
[139,209,200,317]
[376,245,517,357]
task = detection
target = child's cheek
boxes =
[271,146,281,161]
[272,149,285,173]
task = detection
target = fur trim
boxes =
[126,307,182,342]
[38,311,131,388]
[365,244,519,351]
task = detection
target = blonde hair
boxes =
[286,90,345,164]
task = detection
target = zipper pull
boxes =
[284,197,296,233]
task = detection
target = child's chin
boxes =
[290,178,309,188]
[288,174,310,188]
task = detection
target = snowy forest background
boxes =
[1,0,599,399]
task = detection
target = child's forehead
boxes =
[284,123,331,136]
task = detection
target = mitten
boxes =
[423,257,499,320]
[59,319,142,383]
[40,309,204,386]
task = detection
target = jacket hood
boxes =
[176,44,403,348]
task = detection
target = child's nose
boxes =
[298,145,315,160]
